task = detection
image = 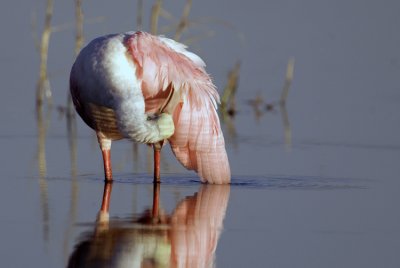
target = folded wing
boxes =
[126,32,230,184]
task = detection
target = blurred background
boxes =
[0,0,399,267]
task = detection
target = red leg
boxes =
[97,134,113,182]
[102,149,113,181]
[153,142,163,183]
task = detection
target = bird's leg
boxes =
[153,141,164,183]
[101,149,113,181]
[97,133,113,182]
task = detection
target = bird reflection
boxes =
[68,183,230,268]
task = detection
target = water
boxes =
[1,0,400,267]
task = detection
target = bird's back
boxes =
[70,33,139,140]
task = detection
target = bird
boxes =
[70,31,230,184]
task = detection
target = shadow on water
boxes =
[67,183,230,268]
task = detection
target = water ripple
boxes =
[230,175,369,190]
[30,173,369,190]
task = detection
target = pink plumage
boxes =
[70,31,230,184]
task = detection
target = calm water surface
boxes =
[1,0,400,267]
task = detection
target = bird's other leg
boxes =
[97,133,113,182]
[153,141,164,183]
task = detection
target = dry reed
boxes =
[150,0,162,34]
[221,61,241,116]
[36,0,54,107]
[136,0,144,30]
[280,57,295,105]
[174,0,192,41]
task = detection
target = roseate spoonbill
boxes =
[70,31,230,184]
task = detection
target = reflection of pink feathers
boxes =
[127,32,230,183]
[170,185,230,267]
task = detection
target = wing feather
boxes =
[126,31,230,184]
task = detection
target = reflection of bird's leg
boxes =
[152,182,160,220]
[96,181,112,230]
[100,181,113,213]
[153,141,164,183]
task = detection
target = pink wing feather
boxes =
[126,32,230,184]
